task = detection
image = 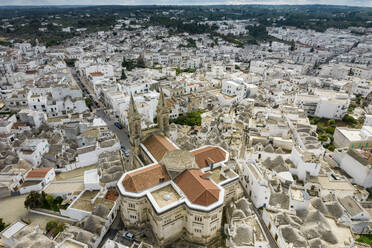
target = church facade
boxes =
[117,89,243,245]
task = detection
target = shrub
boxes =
[325,126,335,135]
[323,144,335,151]
[0,219,8,232]
[318,134,328,142]
[46,220,58,232]
[310,117,320,125]
[24,191,66,212]
[170,110,204,126]
[46,221,65,237]
[327,119,335,126]
[343,115,357,124]
[316,123,324,133]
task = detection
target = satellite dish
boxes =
[163,194,171,201]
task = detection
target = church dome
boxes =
[160,149,198,179]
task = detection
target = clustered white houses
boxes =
[0,10,372,248]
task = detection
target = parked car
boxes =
[122,231,134,241]
[114,122,122,129]
[124,150,129,157]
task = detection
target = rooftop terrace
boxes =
[150,184,181,208]
[70,190,114,213]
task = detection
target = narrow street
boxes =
[96,108,131,151]
[251,206,279,248]
[70,67,131,151]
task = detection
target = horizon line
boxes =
[0,3,371,7]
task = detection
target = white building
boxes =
[20,168,56,194]
[294,93,350,120]
[333,148,372,188]
[289,146,321,181]
[239,161,270,209]
[334,126,372,149]
[17,139,49,166]
[84,169,101,190]
[0,114,17,134]
[18,109,46,129]
[27,87,88,117]
[221,79,257,102]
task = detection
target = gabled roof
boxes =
[191,146,227,168]
[174,169,220,206]
[26,168,52,179]
[122,164,170,193]
[143,134,177,161]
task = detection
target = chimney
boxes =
[200,172,211,180]
[206,157,215,170]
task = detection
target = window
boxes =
[195,216,202,222]
[211,226,217,232]
[130,215,137,219]
[211,214,217,220]
[128,203,135,208]
[194,229,201,233]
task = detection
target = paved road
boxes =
[70,67,131,151]
[96,109,131,151]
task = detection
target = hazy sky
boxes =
[0,0,371,7]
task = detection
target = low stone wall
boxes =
[30,208,76,222]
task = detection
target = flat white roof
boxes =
[84,169,99,185]
[1,221,26,239]
[224,80,240,87]
[338,128,363,141]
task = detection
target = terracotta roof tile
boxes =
[26,168,52,179]
[143,134,177,161]
[174,169,220,206]
[90,72,103,77]
[122,164,170,193]
[12,122,26,130]
[166,99,176,107]
[191,146,227,168]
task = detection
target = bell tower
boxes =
[156,88,170,136]
[128,94,142,157]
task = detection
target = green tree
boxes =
[46,195,54,209]
[85,97,93,110]
[348,68,354,76]
[46,220,58,233]
[0,219,8,232]
[54,223,65,236]
[170,110,204,126]
[318,134,328,142]
[46,221,65,237]
[290,39,295,51]
[40,191,49,209]
[343,114,357,125]
[64,59,76,67]
[328,119,336,126]
[24,191,41,209]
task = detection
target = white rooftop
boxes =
[92,118,106,127]
[84,169,99,186]
[1,221,26,239]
